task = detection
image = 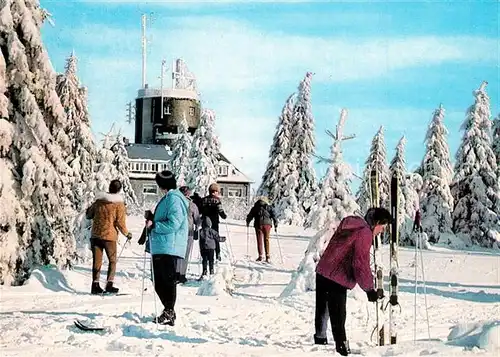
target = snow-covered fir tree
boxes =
[306,109,360,230]
[95,127,119,194]
[56,52,97,201]
[170,115,193,186]
[186,108,220,195]
[289,72,318,223]
[110,135,139,210]
[419,104,454,243]
[451,81,500,248]
[55,52,98,257]
[356,126,390,213]
[274,150,304,225]
[492,114,500,168]
[257,93,295,202]
[0,0,78,285]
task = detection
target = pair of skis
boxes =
[369,169,400,346]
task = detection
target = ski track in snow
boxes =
[1,216,499,357]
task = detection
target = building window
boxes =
[189,107,195,116]
[217,165,228,177]
[228,188,243,197]
[143,184,158,195]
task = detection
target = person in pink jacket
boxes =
[314,207,392,356]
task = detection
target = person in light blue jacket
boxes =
[145,170,189,326]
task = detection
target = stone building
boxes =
[126,59,252,205]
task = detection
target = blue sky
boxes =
[41,0,499,191]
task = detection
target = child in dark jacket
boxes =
[196,216,220,279]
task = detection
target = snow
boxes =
[448,320,500,352]
[1,215,499,357]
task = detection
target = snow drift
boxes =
[448,320,500,352]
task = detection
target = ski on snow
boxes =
[369,169,385,346]
[74,319,105,332]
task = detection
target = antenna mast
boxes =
[141,14,147,88]
[160,59,166,119]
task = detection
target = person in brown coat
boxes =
[86,179,132,294]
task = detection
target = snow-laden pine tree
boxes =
[492,114,500,168]
[257,93,295,201]
[0,0,78,285]
[56,52,97,201]
[111,135,139,210]
[170,115,193,186]
[356,126,390,213]
[95,127,119,194]
[289,72,318,223]
[419,104,454,243]
[274,152,304,225]
[186,108,220,195]
[306,109,360,230]
[451,81,500,248]
[55,52,97,257]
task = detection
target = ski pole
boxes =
[274,229,284,264]
[140,249,147,316]
[419,236,431,341]
[147,231,158,330]
[414,232,418,343]
[246,226,250,258]
[224,221,235,264]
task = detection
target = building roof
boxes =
[126,144,172,161]
[126,144,253,184]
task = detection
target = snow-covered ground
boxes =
[1,216,499,356]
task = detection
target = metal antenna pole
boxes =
[160,59,166,119]
[141,14,147,88]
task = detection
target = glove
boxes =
[126,232,133,241]
[366,289,378,302]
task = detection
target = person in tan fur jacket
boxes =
[86,179,132,294]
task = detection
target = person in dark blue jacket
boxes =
[196,216,220,280]
[145,170,189,326]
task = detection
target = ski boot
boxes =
[335,341,351,356]
[155,309,176,326]
[256,256,263,262]
[105,281,119,294]
[91,282,104,295]
[314,336,328,345]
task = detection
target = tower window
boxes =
[189,107,195,116]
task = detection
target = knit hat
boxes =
[208,183,220,194]
[155,170,177,191]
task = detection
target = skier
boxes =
[86,179,132,294]
[196,216,221,280]
[145,170,190,326]
[200,183,227,261]
[314,207,392,356]
[176,186,201,283]
[245,197,278,263]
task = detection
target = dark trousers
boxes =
[201,248,215,275]
[315,273,348,343]
[91,238,117,283]
[255,225,272,258]
[152,254,178,311]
